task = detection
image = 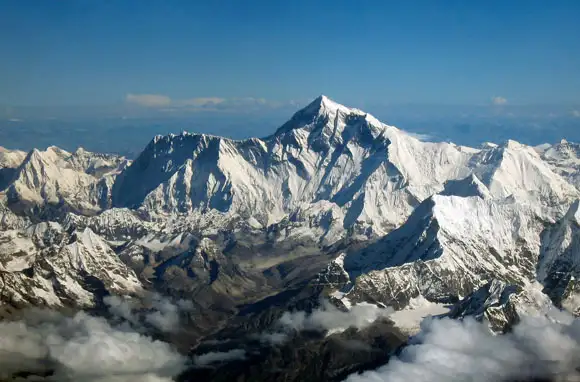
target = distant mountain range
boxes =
[1,96,580,381]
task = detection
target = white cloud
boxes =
[104,293,193,333]
[344,310,580,382]
[404,131,432,141]
[572,110,580,117]
[0,309,186,381]
[491,96,508,105]
[145,294,190,332]
[252,332,288,345]
[126,93,172,107]
[248,301,391,348]
[278,301,392,335]
[194,349,246,366]
[178,97,225,107]
[124,93,300,112]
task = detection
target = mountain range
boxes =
[1,95,580,381]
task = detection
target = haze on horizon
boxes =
[0,0,579,154]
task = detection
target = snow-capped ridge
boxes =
[111,96,580,241]
[340,191,545,309]
[441,174,491,199]
[271,95,394,140]
[3,145,128,214]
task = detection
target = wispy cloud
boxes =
[572,110,580,117]
[177,97,225,107]
[104,292,193,333]
[277,301,391,335]
[404,131,432,141]
[124,93,300,112]
[250,300,391,347]
[491,96,508,105]
[126,93,172,107]
[194,349,246,366]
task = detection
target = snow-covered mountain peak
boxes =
[272,95,394,143]
[481,142,499,149]
[501,139,526,150]
[110,96,580,240]
[3,146,128,215]
[0,147,26,169]
[441,174,491,199]
[545,139,580,160]
[536,139,580,190]
[470,138,580,205]
[305,95,364,117]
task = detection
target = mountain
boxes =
[112,95,577,246]
[0,147,26,190]
[538,200,580,313]
[2,146,129,217]
[1,96,580,380]
[323,193,547,309]
[446,278,552,333]
[112,96,480,238]
[537,139,580,189]
[0,222,141,310]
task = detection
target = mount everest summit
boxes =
[1,95,580,380]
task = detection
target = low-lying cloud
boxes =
[0,309,186,381]
[194,349,247,366]
[251,301,391,347]
[0,293,195,380]
[104,292,193,333]
[278,301,392,335]
[344,309,580,382]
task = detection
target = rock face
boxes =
[446,279,554,333]
[537,139,580,190]
[111,96,478,238]
[0,222,141,309]
[0,147,27,191]
[538,200,580,313]
[1,95,580,349]
[323,194,544,310]
[3,146,129,217]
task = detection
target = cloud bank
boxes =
[344,310,580,382]
[0,293,195,380]
[278,301,392,335]
[0,309,186,381]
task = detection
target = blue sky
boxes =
[1,0,579,107]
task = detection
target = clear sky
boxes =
[1,0,579,108]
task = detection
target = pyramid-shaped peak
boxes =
[271,95,387,138]
[501,139,525,150]
[316,94,339,108]
[302,95,365,117]
[440,174,491,199]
